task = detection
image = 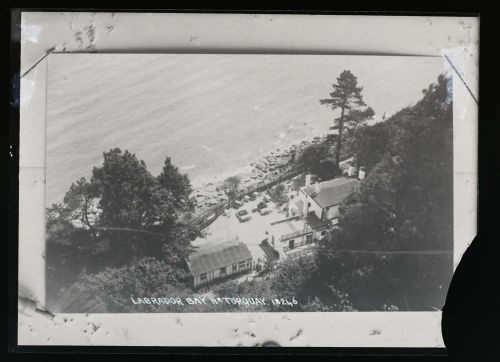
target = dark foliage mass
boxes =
[46,149,194,310]
[268,184,288,204]
[298,144,337,181]
[256,73,453,312]
[315,74,454,311]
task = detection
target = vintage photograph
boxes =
[44,53,454,313]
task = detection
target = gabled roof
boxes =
[187,238,252,276]
[303,177,360,208]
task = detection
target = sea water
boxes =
[46,53,445,206]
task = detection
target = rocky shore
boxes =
[190,135,326,214]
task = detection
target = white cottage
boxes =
[300,177,360,221]
[186,237,252,288]
[288,177,360,236]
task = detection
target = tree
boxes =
[301,291,354,312]
[63,177,99,231]
[316,74,453,311]
[90,148,186,264]
[46,148,195,308]
[268,184,288,204]
[299,145,327,172]
[157,157,194,214]
[57,257,191,313]
[352,123,392,172]
[320,70,374,174]
[298,145,336,181]
[91,149,167,229]
[271,255,318,308]
[210,278,275,312]
[222,176,241,206]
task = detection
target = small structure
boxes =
[285,177,360,239]
[268,216,314,253]
[287,198,303,218]
[300,177,360,222]
[304,211,331,239]
[257,239,280,269]
[305,174,313,187]
[358,166,366,180]
[339,155,366,178]
[187,236,252,288]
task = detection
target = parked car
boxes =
[237,209,252,222]
[231,200,243,209]
[237,209,248,217]
[257,201,267,210]
[205,213,217,222]
[259,208,272,216]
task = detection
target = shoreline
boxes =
[190,134,325,214]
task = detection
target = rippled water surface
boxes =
[46,54,445,206]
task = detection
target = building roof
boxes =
[259,241,280,263]
[305,212,330,231]
[303,177,360,208]
[187,238,252,276]
[270,216,310,240]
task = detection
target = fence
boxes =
[285,244,317,259]
[282,239,308,252]
[279,227,314,242]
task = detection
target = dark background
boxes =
[7,4,497,361]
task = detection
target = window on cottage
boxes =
[246,259,252,268]
[306,234,313,243]
[220,267,226,276]
[239,261,246,269]
[200,273,207,282]
[232,263,237,272]
[321,230,327,236]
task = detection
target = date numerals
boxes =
[271,297,298,307]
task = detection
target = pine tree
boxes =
[320,70,374,174]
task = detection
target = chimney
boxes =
[305,174,312,187]
[358,167,366,181]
